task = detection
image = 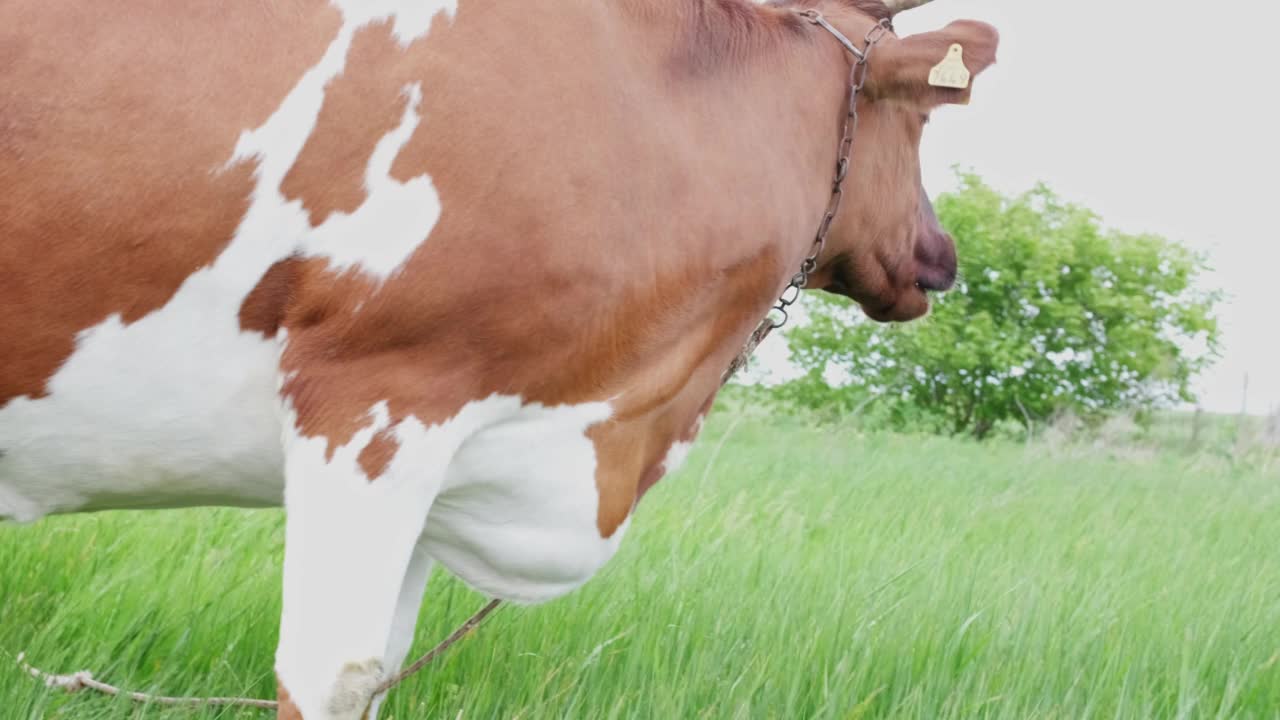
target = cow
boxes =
[0,0,998,717]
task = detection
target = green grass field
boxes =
[2,413,1278,719]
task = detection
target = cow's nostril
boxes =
[916,265,956,292]
[914,229,957,292]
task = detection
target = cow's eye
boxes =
[920,113,931,125]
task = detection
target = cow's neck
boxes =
[564,0,866,524]
[620,0,856,368]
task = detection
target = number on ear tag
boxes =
[928,44,971,89]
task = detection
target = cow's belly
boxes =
[0,322,285,521]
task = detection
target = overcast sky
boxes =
[872,1,1278,414]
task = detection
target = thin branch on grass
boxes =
[375,598,501,694]
[15,597,502,711]
[16,652,277,709]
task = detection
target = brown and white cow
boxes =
[0,0,997,717]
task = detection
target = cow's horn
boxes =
[882,0,937,13]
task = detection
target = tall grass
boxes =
[2,415,1278,718]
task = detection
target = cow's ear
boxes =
[870,20,999,107]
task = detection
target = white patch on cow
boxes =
[277,394,623,719]
[302,84,440,279]
[0,483,43,524]
[0,303,286,519]
[332,0,455,46]
[0,1,456,522]
[424,399,626,604]
[662,440,694,476]
[659,413,705,477]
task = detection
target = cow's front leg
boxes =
[274,407,446,720]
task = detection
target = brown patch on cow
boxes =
[0,1,342,406]
[635,392,716,498]
[636,463,667,500]
[281,22,412,227]
[274,258,388,457]
[587,245,781,536]
[357,427,400,481]
[276,678,304,720]
[240,257,305,339]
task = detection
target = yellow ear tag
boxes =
[928,44,971,89]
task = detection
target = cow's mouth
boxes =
[860,286,931,322]
[822,258,934,323]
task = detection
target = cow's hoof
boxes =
[327,658,384,720]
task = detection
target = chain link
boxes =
[768,13,892,330]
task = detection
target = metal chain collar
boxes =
[722,13,892,383]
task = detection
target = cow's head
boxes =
[797,0,999,322]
